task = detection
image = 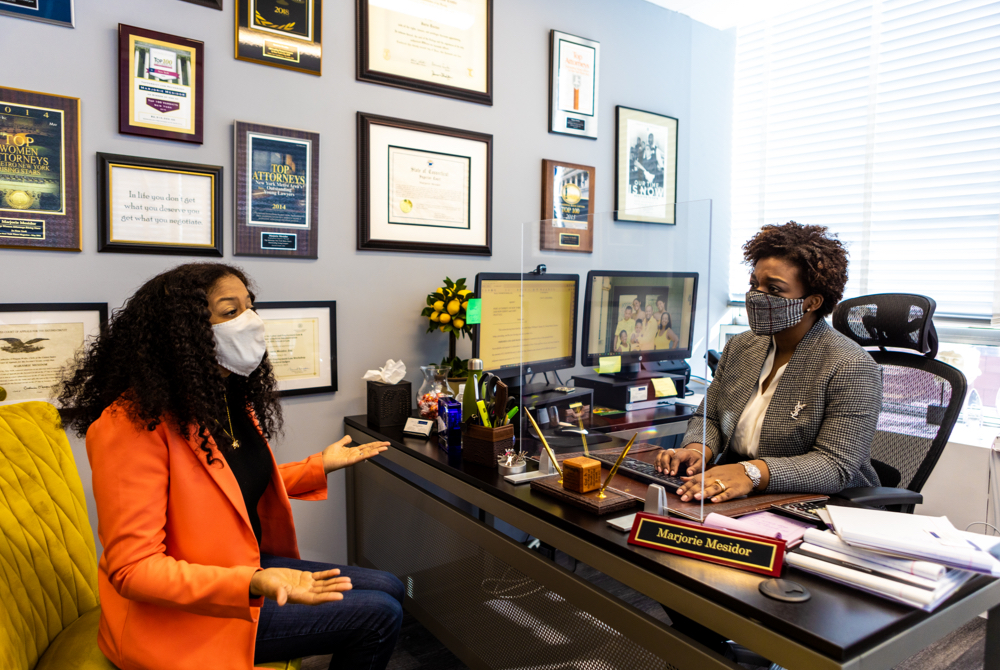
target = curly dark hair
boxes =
[58,262,282,464]
[742,221,849,319]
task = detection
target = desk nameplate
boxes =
[628,513,785,577]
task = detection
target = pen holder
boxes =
[462,423,515,467]
[367,380,412,429]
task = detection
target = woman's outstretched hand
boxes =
[322,436,389,474]
[250,567,352,606]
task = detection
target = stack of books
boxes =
[786,507,1000,611]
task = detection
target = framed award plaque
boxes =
[614,106,678,225]
[236,0,322,76]
[97,152,223,257]
[0,0,74,26]
[540,159,594,253]
[357,112,492,256]
[0,86,81,252]
[234,121,319,258]
[118,24,205,144]
[357,0,492,105]
[254,301,337,396]
[549,30,599,139]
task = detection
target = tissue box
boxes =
[367,380,412,429]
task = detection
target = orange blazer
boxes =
[86,402,328,670]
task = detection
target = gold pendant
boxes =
[232,439,240,449]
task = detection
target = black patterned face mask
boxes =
[745,291,806,335]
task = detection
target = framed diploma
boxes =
[254,301,336,396]
[357,112,491,256]
[549,31,599,139]
[118,24,204,144]
[0,303,107,406]
[540,159,594,253]
[97,152,223,256]
[0,87,81,252]
[234,121,319,258]
[356,0,492,105]
[614,106,678,225]
[0,0,74,26]
[236,0,322,76]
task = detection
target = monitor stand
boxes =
[606,362,657,381]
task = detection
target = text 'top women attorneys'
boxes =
[58,263,403,670]
[655,222,881,502]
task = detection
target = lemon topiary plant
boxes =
[421,277,475,378]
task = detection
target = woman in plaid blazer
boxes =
[656,222,881,503]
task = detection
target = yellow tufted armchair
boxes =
[0,401,300,670]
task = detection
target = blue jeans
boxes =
[254,554,404,670]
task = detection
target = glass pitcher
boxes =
[417,365,452,420]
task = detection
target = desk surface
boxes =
[346,414,996,664]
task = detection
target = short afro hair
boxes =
[742,222,848,319]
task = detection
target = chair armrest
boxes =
[838,486,923,507]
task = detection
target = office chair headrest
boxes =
[832,293,938,358]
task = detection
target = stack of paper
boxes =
[785,507,1000,611]
[704,511,813,547]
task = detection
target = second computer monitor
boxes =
[581,271,698,368]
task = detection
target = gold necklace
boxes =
[220,390,240,449]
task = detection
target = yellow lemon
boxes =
[439,325,448,332]
[453,319,464,329]
[439,313,451,324]
[461,301,469,310]
[433,300,444,312]
[429,311,441,322]
[458,289,472,297]
[447,300,460,315]
[436,287,444,294]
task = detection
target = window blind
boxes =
[730,0,1000,320]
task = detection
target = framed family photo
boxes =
[614,106,678,225]
[119,24,205,144]
[356,0,492,105]
[548,30,599,139]
[255,301,337,396]
[0,86,82,251]
[0,303,107,406]
[236,0,322,75]
[357,112,492,256]
[234,121,320,258]
[540,159,594,253]
[0,0,74,27]
[97,152,223,256]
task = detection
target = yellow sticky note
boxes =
[599,356,621,374]
[652,376,678,398]
[569,402,583,409]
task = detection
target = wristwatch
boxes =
[741,461,762,490]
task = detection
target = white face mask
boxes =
[212,309,266,377]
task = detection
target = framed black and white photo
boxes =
[234,121,319,258]
[97,152,223,256]
[0,0,74,27]
[0,303,107,406]
[357,112,492,256]
[549,30,599,139]
[614,106,678,225]
[254,301,336,397]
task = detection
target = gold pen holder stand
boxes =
[462,424,515,468]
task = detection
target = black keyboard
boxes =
[592,455,686,490]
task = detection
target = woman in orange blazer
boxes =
[60,263,403,670]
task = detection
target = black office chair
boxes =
[832,294,968,513]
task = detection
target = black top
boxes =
[218,376,272,547]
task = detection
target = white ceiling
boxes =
[645,0,826,31]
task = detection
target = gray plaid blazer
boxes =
[681,319,881,493]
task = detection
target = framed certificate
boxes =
[357,0,492,105]
[236,0,322,76]
[549,31,599,139]
[614,106,678,225]
[540,159,594,253]
[0,87,81,251]
[0,303,107,406]
[0,0,74,26]
[357,112,491,256]
[254,301,336,396]
[97,153,223,256]
[119,24,205,144]
[234,121,319,258]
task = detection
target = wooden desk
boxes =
[344,415,1000,670]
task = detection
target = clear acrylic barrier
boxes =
[479,202,714,520]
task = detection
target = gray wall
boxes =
[1,0,734,563]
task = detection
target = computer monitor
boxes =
[472,273,579,383]
[581,270,698,376]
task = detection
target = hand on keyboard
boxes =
[654,445,709,477]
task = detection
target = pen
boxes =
[598,433,638,499]
[526,410,562,482]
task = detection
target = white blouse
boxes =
[730,340,787,458]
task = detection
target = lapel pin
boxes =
[790,402,806,420]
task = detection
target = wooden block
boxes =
[562,457,602,493]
